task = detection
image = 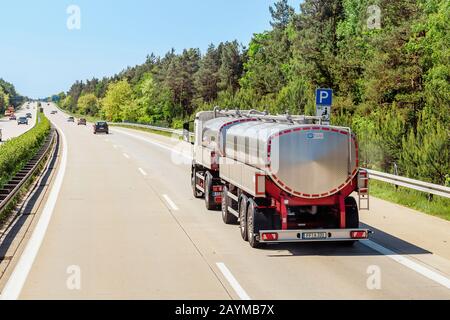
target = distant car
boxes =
[67,117,75,122]
[9,115,16,120]
[26,113,32,119]
[50,110,57,115]
[93,122,109,134]
[78,118,87,126]
[18,117,29,125]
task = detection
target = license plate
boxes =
[302,232,328,240]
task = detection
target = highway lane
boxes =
[3,103,450,299]
[0,102,38,143]
[103,127,450,299]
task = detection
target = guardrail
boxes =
[0,128,57,214]
[365,169,450,199]
[115,122,187,136]
[113,122,450,199]
[112,122,195,138]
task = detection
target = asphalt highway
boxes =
[1,103,449,300]
[0,102,38,143]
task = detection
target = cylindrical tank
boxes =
[199,116,257,155]
[222,120,358,198]
[200,115,358,198]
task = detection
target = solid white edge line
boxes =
[216,263,251,300]
[138,168,147,176]
[362,240,450,289]
[1,117,68,300]
[162,194,179,211]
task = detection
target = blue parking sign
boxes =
[316,89,333,106]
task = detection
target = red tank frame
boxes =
[263,176,358,231]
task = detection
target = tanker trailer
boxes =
[191,109,370,248]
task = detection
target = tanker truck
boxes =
[190,108,370,248]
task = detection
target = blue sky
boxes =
[0,0,300,98]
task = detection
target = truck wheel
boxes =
[345,196,360,228]
[191,167,204,199]
[247,200,265,249]
[222,186,237,224]
[204,172,218,210]
[341,197,360,246]
[239,195,249,241]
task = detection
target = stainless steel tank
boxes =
[199,116,256,155]
[222,121,358,198]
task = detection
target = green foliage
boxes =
[77,93,98,115]
[0,79,23,114]
[0,113,51,190]
[101,80,134,122]
[400,107,449,185]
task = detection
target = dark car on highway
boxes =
[93,122,109,134]
[67,116,75,123]
[18,117,29,125]
[78,118,87,126]
[9,115,16,121]
[26,113,32,119]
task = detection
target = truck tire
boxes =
[204,172,218,210]
[191,167,204,199]
[340,196,360,246]
[345,196,360,228]
[247,199,266,249]
[222,186,237,224]
[239,195,249,241]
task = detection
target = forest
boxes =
[55,0,449,186]
[0,79,22,114]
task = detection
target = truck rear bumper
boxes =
[258,228,371,243]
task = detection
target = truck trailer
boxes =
[190,108,370,248]
[4,106,15,117]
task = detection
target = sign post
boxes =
[315,88,333,125]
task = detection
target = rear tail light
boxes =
[261,233,279,241]
[351,231,368,239]
[213,186,223,192]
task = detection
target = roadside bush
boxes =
[0,113,51,189]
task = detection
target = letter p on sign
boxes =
[316,89,333,106]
